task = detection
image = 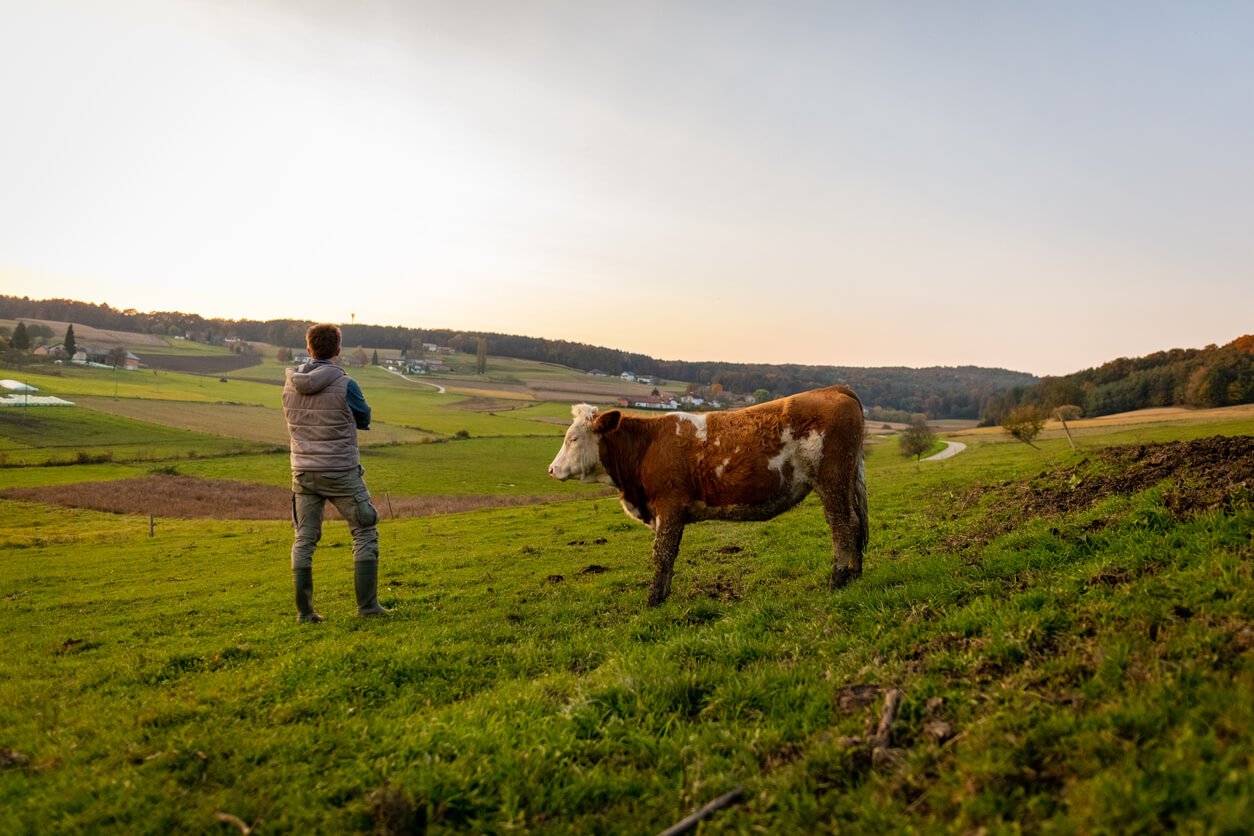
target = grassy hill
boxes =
[0,405,1250,832]
[2,296,1039,417]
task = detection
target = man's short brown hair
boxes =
[306,324,342,360]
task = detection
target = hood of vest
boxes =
[288,361,345,395]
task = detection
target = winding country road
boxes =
[384,367,446,394]
[921,440,968,462]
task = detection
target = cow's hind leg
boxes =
[818,457,867,590]
[647,515,685,606]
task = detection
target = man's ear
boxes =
[593,409,622,434]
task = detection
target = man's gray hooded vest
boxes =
[283,362,359,471]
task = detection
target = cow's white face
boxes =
[548,404,608,483]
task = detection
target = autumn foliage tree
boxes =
[1002,405,1047,448]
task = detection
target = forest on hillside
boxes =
[979,335,1254,423]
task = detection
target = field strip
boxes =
[948,403,1254,441]
[0,475,603,520]
[442,385,534,401]
[76,396,436,446]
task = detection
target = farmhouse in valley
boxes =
[617,394,679,410]
[32,344,70,361]
[75,348,141,370]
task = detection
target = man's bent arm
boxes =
[347,379,371,430]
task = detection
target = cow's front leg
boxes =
[647,515,685,606]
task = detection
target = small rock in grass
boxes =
[925,720,955,744]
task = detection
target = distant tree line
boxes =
[980,336,1254,424]
[3,295,1039,418]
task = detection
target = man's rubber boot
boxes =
[293,567,324,623]
[354,561,390,616]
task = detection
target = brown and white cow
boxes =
[548,385,868,606]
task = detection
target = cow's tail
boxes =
[854,453,869,557]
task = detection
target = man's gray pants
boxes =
[290,466,379,569]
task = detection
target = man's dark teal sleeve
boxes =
[346,379,371,430]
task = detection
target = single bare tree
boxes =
[1053,405,1082,451]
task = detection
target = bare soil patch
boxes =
[1020,435,1252,517]
[135,354,261,374]
[0,475,583,520]
[455,396,537,413]
[942,435,1252,551]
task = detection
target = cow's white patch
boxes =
[799,430,825,470]
[672,412,708,442]
[715,464,725,478]
[621,497,646,524]
[768,428,823,487]
[767,428,795,479]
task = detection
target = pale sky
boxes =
[2,1,1251,376]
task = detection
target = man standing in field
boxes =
[282,323,389,622]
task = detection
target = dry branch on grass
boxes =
[870,688,905,767]
[831,687,911,770]
[212,811,252,834]
[656,787,747,836]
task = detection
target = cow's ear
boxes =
[593,409,622,434]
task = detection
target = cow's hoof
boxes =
[829,567,861,589]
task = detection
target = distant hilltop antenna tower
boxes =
[351,313,356,324]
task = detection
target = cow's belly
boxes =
[685,482,812,523]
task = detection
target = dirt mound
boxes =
[1022,435,1252,518]
[0,475,584,520]
[942,435,1252,552]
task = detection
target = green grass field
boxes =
[1,399,1250,832]
[4,364,283,406]
[0,361,576,448]
[168,437,594,498]
[0,408,278,465]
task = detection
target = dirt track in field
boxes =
[0,475,589,520]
